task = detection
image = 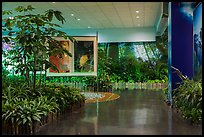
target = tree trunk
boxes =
[24,52,30,86]
[39,56,43,90]
[107,43,119,63]
[33,52,37,91]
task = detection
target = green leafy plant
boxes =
[2,95,59,134]
[173,79,202,123]
[2,79,85,134]
[2,5,75,91]
[172,66,202,124]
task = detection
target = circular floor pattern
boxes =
[81,91,120,103]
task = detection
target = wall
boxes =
[2,23,156,43]
[168,2,195,98]
[63,27,156,43]
[167,2,172,103]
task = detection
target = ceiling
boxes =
[2,2,162,30]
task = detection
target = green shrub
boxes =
[173,79,202,123]
[2,79,85,134]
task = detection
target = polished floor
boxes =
[35,89,202,135]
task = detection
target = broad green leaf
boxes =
[2,10,12,15]
[23,118,27,124]
[48,11,53,22]
[15,6,24,12]
[53,11,65,24]
[27,5,35,11]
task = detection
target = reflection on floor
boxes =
[81,91,120,103]
[35,90,202,135]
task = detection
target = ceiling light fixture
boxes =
[77,18,80,21]
[71,14,74,16]
[136,10,139,13]
[9,16,14,20]
[88,26,91,28]
[136,16,140,18]
[52,2,55,3]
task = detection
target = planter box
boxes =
[152,83,157,89]
[125,83,129,89]
[127,83,134,90]
[147,83,152,89]
[109,82,168,90]
[135,82,141,89]
[2,100,85,135]
[156,83,160,89]
[162,83,168,89]
[111,82,116,90]
[115,82,119,90]
[118,82,125,90]
[131,83,135,90]
[141,82,147,89]
[47,112,53,124]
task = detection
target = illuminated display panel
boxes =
[47,36,98,76]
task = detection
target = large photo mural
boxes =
[193,3,202,79]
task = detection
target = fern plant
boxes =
[172,68,202,123]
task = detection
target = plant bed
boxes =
[2,100,85,135]
[71,101,85,111]
[171,106,202,127]
[2,82,86,135]
[173,79,202,125]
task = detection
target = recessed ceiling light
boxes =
[136,10,139,13]
[136,16,140,18]
[52,2,55,3]
[88,26,91,28]
[71,14,74,16]
[9,16,14,19]
[77,18,80,21]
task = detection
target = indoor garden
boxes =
[2,4,202,135]
[2,5,85,134]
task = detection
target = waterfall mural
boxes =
[193,3,202,80]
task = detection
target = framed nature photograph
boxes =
[49,40,72,73]
[47,36,98,76]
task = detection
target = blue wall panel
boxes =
[171,2,194,91]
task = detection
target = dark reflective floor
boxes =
[36,90,202,135]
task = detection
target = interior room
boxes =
[2,2,202,135]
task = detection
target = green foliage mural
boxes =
[98,40,168,83]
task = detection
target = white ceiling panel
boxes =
[80,2,98,6]
[2,2,162,29]
[113,2,129,8]
[96,2,113,6]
